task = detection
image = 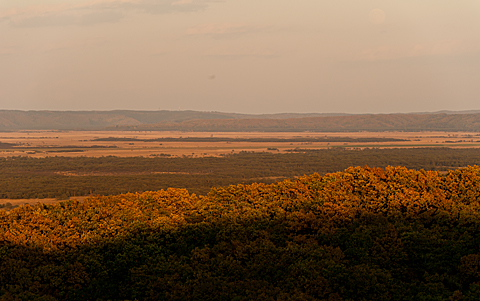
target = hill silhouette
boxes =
[0,110,341,130]
[119,112,480,132]
[1,110,480,131]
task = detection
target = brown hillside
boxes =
[117,113,480,132]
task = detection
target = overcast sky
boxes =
[1,0,479,114]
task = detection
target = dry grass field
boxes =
[1,130,480,158]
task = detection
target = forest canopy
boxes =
[2,166,480,300]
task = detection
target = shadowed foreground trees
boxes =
[2,166,480,300]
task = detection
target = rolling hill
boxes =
[1,109,480,131]
[0,110,343,131]
[117,112,480,132]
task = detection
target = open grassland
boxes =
[2,130,480,208]
[1,130,480,158]
[2,147,480,208]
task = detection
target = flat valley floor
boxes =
[1,130,480,158]
[2,130,480,207]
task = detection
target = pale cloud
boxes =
[11,11,125,27]
[356,39,480,62]
[413,40,478,57]
[41,37,108,52]
[149,49,170,56]
[357,45,407,62]
[122,0,209,14]
[186,22,269,39]
[0,0,212,27]
[204,47,277,59]
[0,45,15,56]
[0,1,133,19]
[171,0,193,5]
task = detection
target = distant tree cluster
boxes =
[91,136,405,143]
[0,142,15,149]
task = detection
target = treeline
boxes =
[2,166,480,300]
[2,147,480,199]
[0,142,15,149]
[92,137,406,143]
[12,145,118,150]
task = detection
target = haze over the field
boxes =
[1,1,479,114]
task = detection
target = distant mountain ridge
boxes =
[1,109,480,131]
[0,110,346,130]
[115,112,480,132]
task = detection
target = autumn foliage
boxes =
[2,166,480,300]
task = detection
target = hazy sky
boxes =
[1,0,479,114]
